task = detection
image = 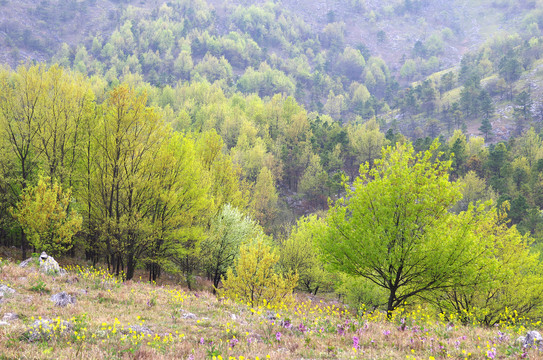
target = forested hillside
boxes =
[3,3,543,356]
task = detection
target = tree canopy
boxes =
[316,141,495,316]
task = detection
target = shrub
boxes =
[218,241,298,308]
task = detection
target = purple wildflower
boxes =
[353,336,360,349]
[229,338,239,348]
[282,320,292,329]
[276,332,282,341]
[487,347,496,359]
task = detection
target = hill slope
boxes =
[0,255,540,359]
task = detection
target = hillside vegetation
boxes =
[2,1,543,359]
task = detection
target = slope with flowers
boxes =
[0,256,541,360]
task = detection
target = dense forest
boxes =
[3,0,543,323]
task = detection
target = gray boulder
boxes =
[50,292,76,307]
[19,258,34,268]
[0,321,8,326]
[3,313,18,322]
[23,319,73,342]
[124,325,152,335]
[182,312,197,320]
[0,284,15,298]
[516,330,543,348]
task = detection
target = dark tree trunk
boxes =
[21,229,27,260]
[126,252,135,280]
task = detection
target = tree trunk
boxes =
[21,229,27,260]
[386,287,397,319]
[126,252,135,280]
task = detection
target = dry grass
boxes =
[0,258,541,360]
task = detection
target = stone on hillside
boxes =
[50,292,76,307]
[3,313,18,322]
[39,252,65,275]
[516,330,543,348]
[0,284,15,298]
[182,312,197,320]
[0,321,9,326]
[19,258,34,268]
[23,319,73,342]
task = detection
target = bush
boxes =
[219,241,298,308]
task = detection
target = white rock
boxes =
[525,330,543,346]
[19,258,33,267]
[182,312,197,320]
[39,252,62,274]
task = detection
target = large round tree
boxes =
[316,141,492,316]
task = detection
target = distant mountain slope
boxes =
[0,0,167,67]
[278,0,536,71]
[0,0,539,74]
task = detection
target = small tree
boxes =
[479,118,493,140]
[200,204,262,291]
[11,177,82,256]
[219,241,298,307]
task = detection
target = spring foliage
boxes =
[219,240,298,307]
[316,141,495,315]
[11,177,82,255]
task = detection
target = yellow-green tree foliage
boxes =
[11,177,82,255]
[219,240,298,307]
[278,215,331,295]
[436,203,543,325]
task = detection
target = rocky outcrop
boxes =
[124,325,152,335]
[3,313,19,322]
[39,252,66,275]
[19,258,34,268]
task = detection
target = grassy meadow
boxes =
[0,255,541,360]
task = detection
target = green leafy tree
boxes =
[145,133,211,283]
[250,166,279,230]
[498,51,522,100]
[316,141,493,316]
[346,118,388,177]
[93,85,166,280]
[11,177,82,256]
[298,154,328,207]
